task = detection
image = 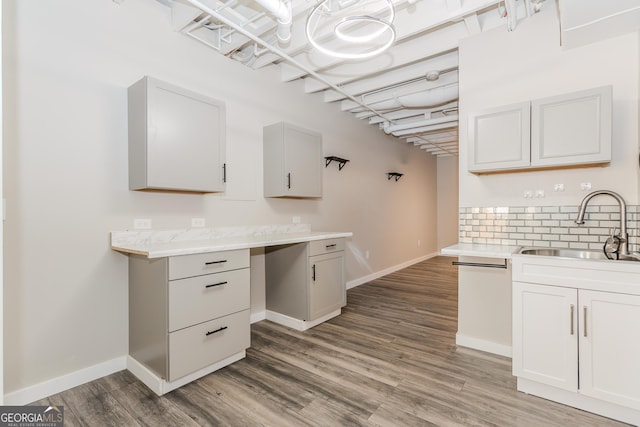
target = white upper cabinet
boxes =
[467,86,612,174]
[128,76,226,193]
[468,102,531,172]
[263,121,323,198]
[531,86,612,167]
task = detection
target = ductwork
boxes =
[397,84,458,108]
[255,0,291,45]
[360,83,459,111]
[382,114,458,135]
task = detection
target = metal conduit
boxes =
[186,0,399,125]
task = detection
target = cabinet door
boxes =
[512,282,578,391]
[130,77,226,192]
[531,86,611,167]
[468,102,531,173]
[308,252,345,321]
[283,124,322,197]
[579,290,640,410]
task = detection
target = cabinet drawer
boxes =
[309,238,344,256]
[168,309,250,381]
[169,249,249,280]
[168,268,250,332]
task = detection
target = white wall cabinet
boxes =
[468,86,611,173]
[468,102,531,172]
[128,76,226,192]
[263,121,323,198]
[512,254,640,424]
[129,249,250,392]
[265,238,345,328]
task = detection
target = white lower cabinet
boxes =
[512,255,640,424]
[578,290,640,410]
[512,282,578,391]
[128,249,251,392]
[265,238,346,329]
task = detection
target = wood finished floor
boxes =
[33,256,629,426]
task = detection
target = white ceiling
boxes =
[158,0,545,157]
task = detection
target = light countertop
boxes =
[440,243,522,259]
[111,225,352,258]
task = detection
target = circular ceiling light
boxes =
[305,0,396,60]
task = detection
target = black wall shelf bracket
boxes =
[325,156,350,170]
[387,172,403,181]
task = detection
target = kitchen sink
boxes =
[518,247,640,262]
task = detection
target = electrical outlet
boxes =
[524,190,533,198]
[292,216,301,224]
[535,189,545,198]
[417,239,421,247]
[134,218,152,229]
[581,182,592,191]
[554,183,565,192]
[191,218,205,227]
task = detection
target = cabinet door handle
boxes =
[570,304,574,335]
[312,264,316,281]
[325,244,337,249]
[287,173,291,189]
[223,163,227,183]
[205,326,228,336]
[583,306,588,337]
[205,281,227,289]
[205,260,227,265]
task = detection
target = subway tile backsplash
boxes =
[459,205,640,252]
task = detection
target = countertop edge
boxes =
[440,243,522,259]
[112,231,353,258]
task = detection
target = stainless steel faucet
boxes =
[575,190,629,256]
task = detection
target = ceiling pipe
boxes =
[390,121,457,137]
[354,84,459,112]
[254,0,292,45]
[185,0,398,124]
[397,84,458,108]
[382,114,459,134]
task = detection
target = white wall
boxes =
[2,0,439,396]
[437,156,459,248]
[459,3,640,208]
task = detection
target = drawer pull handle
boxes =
[583,306,588,337]
[206,326,228,336]
[325,244,337,249]
[205,281,228,289]
[312,264,316,281]
[205,260,227,266]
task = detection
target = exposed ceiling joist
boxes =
[162,0,549,157]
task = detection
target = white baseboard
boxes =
[250,310,266,324]
[346,252,438,290]
[3,357,127,405]
[456,333,512,357]
[265,309,341,331]
[127,351,245,396]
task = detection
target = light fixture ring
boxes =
[305,0,396,60]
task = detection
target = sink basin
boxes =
[519,248,640,262]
